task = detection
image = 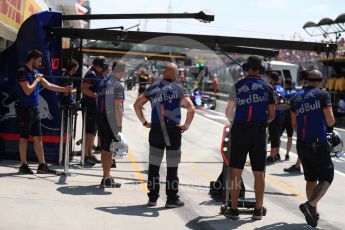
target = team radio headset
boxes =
[243,59,288,110]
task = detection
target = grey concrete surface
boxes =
[0,90,344,230]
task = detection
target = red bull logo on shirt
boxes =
[152,91,179,104]
[296,100,321,116]
[237,93,268,106]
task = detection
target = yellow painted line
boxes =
[198,170,205,176]
[266,174,304,199]
[191,164,199,169]
[185,154,303,200]
[127,149,148,193]
[192,165,210,180]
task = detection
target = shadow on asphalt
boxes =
[269,173,303,177]
[95,204,166,217]
[185,216,319,230]
[57,185,112,195]
[185,215,254,230]
[254,222,325,230]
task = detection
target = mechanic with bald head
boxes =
[134,63,195,208]
[291,69,335,228]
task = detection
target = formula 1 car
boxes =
[189,88,217,110]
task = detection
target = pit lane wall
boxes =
[0,11,62,163]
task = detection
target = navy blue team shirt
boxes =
[273,84,285,118]
[60,71,74,105]
[16,66,40,106]
[284,88,297,106]
[290,86,332,143]
[283,87,297,118]
[229,76,275,124]
[82,67,100,102]
[144,79,188,126]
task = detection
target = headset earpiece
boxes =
[242,62,248,72]
[242,59,267,74]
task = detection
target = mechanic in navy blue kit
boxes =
[60,59,79,107]
[291,69,335,228]
[280,78,296,161]
[225,55,275,220]
[134,63,195,208]
[96,61,125,188]
[16,49,73,174]
[81,56,105,165]
[266,71,285,164]
[284,69,309,173]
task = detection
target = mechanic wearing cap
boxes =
[280,78,296,161]
[266,71,285,164]
[225,55,275,220]
[290,69,335,228]
[284,69,308,173]
[134,63,195,208]
[16,49,72,174]
[81,56,105,165]
[96,61,125,188]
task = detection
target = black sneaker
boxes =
[252,207,267,220]
[266,156,275,164]
[37,163,56,174]
[299,202,318,227]
[274,154,281,162]
[19,163,33,174]
[147,197,158,207]
[94,146,102,153]
[88,155,101,163]
[76,139,82,145]
[165,199,185,208]
[285,154,290,161]
[85,155,99,165]
[84,156,96,166]
[111,159,117,168]
[284,165,301,173]
[100,177,121,188]
[225,208,240,220]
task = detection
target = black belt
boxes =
[234,120,267,127]
[151,123,179,129]
[298,140,327,148]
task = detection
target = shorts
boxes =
[229,121,267,171]
[149,124,181,150]
[297,140,334,184]
[15,104,41,138]
[83,102,97,135]
[96,113,116,152]
[138,85,146,94]
[280,113,293,137]
[268,115,283,148]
